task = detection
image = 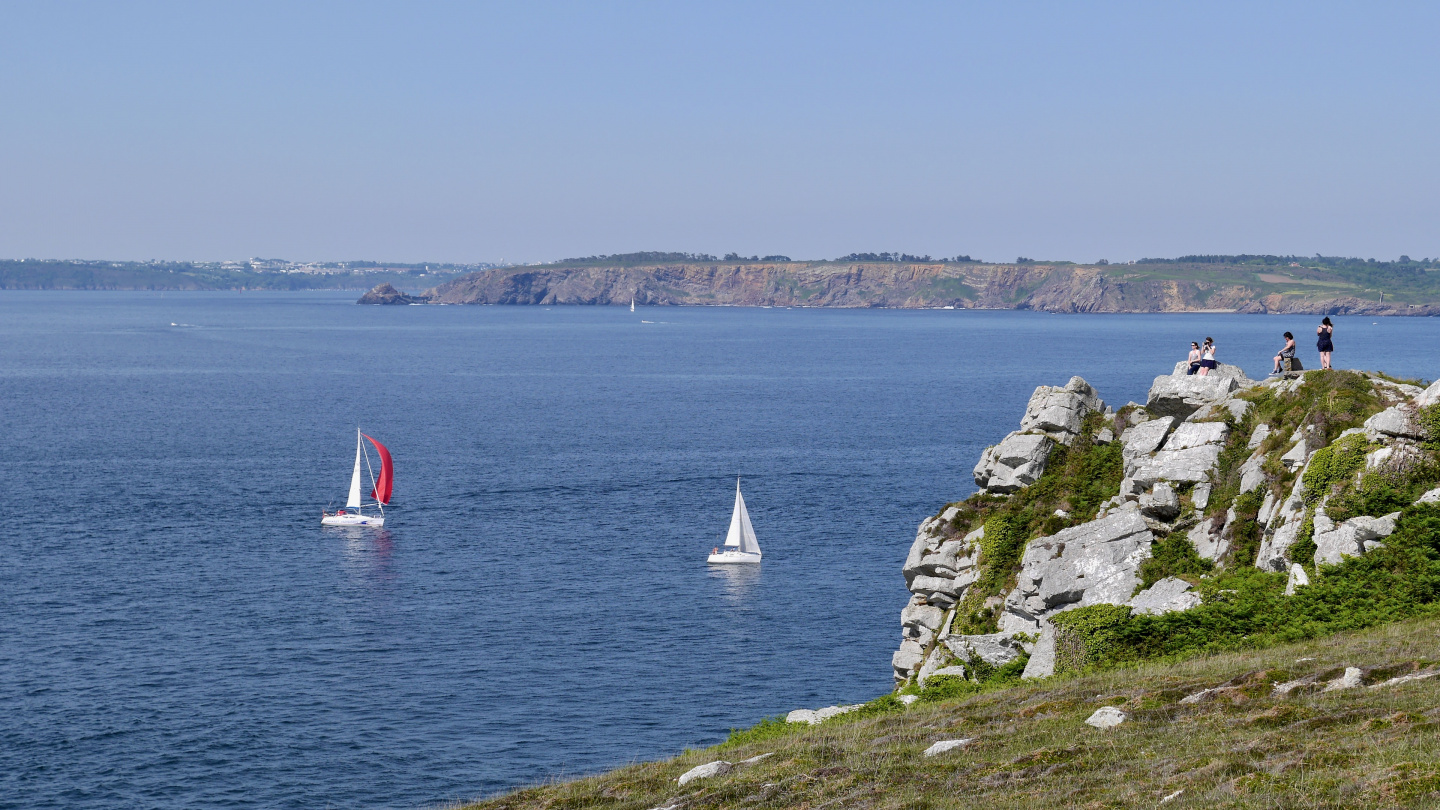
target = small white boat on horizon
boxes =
[708,478,761,564]
[322,430,393,526]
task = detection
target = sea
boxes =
[3,291,1437,809]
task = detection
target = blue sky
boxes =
[2,1,1437,263]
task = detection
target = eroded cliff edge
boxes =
[893,365,1440,687]
[360,260,1440,314]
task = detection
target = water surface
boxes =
[2,293,1435,809]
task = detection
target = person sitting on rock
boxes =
[1271,332,1297,375]
[1186,341,1202,375]
[1197,338,1216,376]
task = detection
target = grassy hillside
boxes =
[463,616,1440,809]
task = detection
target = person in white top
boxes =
[1186,342,1202,375]
[1197,338,1217,376]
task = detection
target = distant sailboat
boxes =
[321,430,393,526]
[708,478,762,564]
[630,297,636,312]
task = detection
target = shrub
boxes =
[1138,532,1214,589]
[1301,433,1370,506]
[1420,402,1440,452]
[1050,604,1132,675]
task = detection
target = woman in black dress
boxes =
[1317,317,1334,370]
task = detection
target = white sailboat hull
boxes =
[321,512,384,526]
[707,549,761,564]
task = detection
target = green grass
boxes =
[460,616,1440,809]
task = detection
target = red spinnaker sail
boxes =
[363,434,393,505]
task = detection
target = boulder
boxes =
[678,760,733,785]
[892,640,924,677]
[1238,454,1267,494]
[1147,374,1240,419]
[1192,482,1212,510]
[1139,482,1180,520]
[1248,423,1272,450]
[1129,445,1222,486]
[974,431,1056,493]
[1127,576,1201,615]
[1120,417,1176,463]
[1364,405,1424,442]
[1018,376,1103,441]
[1003,508,1153,634]
[1419,487,1440,505]
[902,518,944,585]
[1312,511,1400,565]
[356,283,419,305]
[1419,378,1440,408]
[785,705,859,725]
[1085,706,1129,729]
[1284,563,1310,595]
[1279,437,1311,470]
[944,633,1026,668]
[1021,624,1057,680]
[1323,667,1363,692]
[921,665,969,684]
[1188,519,1228,562]
[923,739,974,757]
[1165,421,1230,450]
[901,604,945,633]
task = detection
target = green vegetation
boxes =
[464,616,1440,809]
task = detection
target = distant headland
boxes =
[7,253,1440,314]
[382,253,1440,315]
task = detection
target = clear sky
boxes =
[2,1,1437,264]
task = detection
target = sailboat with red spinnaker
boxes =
[321,430,393,526]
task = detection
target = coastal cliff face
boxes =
[401,261,1440,314]
[894,365,1440,687]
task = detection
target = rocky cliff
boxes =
[394,260,1440,314]
[894,365,1440,686]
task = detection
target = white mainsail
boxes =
[630,297,636,312]
[724,479,760,554]
[345,431,363,508]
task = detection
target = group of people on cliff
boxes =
[1184,317,1336,376]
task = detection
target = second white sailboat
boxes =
[708,478,761,564]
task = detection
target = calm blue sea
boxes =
[2,292,1436,809]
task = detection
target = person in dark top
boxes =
[1272,332,1297,375]
[1317,317,1334,369]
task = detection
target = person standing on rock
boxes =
[1186,342,1203,375]
[1317,317,1335,370]
[1197,338,1216,376]
[1272,332,1297,375]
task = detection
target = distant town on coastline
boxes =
[7,253,1440,315]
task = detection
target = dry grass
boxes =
[460,616,1440,809]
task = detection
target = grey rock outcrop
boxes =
[1138,482,1180,520]
[944,632,1026,668]
[1147,374,1241,419]
[1420,379,1440,408]
[1248,423,1272,449]
[1419,487,1440,504]
[973,432,1055,493]
[1127,576,1201,615]
[1019,376,1104,440]
[1001,507,1153,636]
[1312,511,1399,565]
[973,377,1103,494]
[1364,405,1424,442]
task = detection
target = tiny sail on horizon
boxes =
[709,478,761,563]
[323,430,392,526]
